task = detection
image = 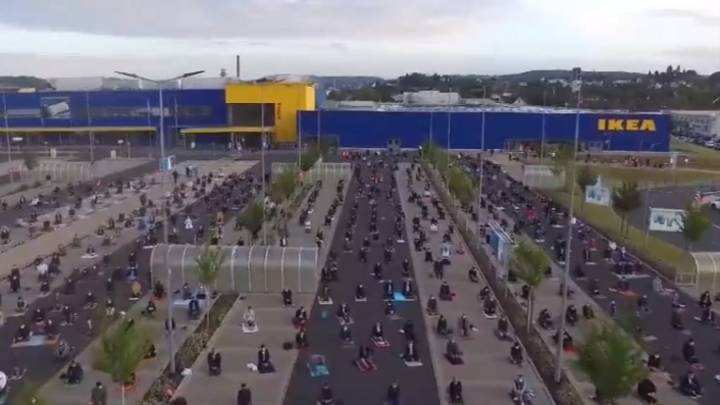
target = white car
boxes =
[711,199,720,210]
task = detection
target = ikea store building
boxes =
[1,83,670,152]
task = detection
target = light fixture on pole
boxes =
[555,66,582,383]
[477,109,486,234]
[114,69,204,374]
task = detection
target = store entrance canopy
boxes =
[687,252,720,295]
[149,244,318,293]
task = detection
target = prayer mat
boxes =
[11,335,57,348]
[393,292,415,302]
[318,298,334,306]
[354,297,368,303]
[372,338,391,348]
[308,362,330,378]
[242,324,259,334]
[445,354,464,365]
[81,254,99,259]
[403,360,423,367]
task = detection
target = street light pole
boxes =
[114,70,204,375]
[85,91,95,164]
[478,110,486,234]
[555,68,582,383]
[261,98,267,245]
[1,93,13,184]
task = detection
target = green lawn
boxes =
[671,138,720,171]
[549,191,694,283]
[587,165,720,188]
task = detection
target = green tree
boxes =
[195,243,226,330]
[23,151,37,171]
[447,165,475,207]
[681,204,711,251]
[240,201,264,241]
[612,181,642,237]
[271,166,297,203]
[576,165,598,211]
[577,323,648,404]
[93,319,152,405]
[550,144,575,190]
[511,237,550,333]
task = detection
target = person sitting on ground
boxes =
[356,344,375,371]
[402,320,416,342]
[509,341,523,365]
[243,306,256,328]
[295,328,309,348]
[457,313,471,337]
[403,339,420,363]
[207,348,222,376]
[355,284,366,301]
[319,284,331,303]
[16,296,27,313]
[13,323,31,343]
[468,266,480,283]
[188,298,201,319]
[565,304,578,326]
[637,377,657,404]
[32,307,46,324]
[647,352,662,371]
[436,314,450,336]
[553,330,574,350]
[671,307,684,330]
[145,343,157,359]
[339,324,353,344]
[426,295,438,315]
[84,291,97,309]
[383,280,394,300]
[257,344,273,373]
[237,383,252,405]
[61,360,84,385]
[318,382,335,405]
[85,245,97,256]
[336,303,350,321]
[483,297,498,317]
[181,283,193,300]
[478,286,491,301]
[582,303,595,319]
[497,316,510,340]
[384,300,396,317]
[679,370,703,399]
[448,378,463,404]
[445,338,463,364]
[282,289,293,306]
[370,321,385,342]
[538,309,553,329]
[143,299,157,317]
[153,281,165,299]
[439,281,453,301]
[294,306,308,327]
[401,279,414,299]
[682,338,698,364]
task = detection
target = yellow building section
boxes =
[225,82,315,143]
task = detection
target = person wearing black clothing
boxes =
[257,344,273,373]
[282,289,293,306]
[647,352,662,370]
[637,378,657,403]
[679,370,702,398]
[386,381,400,405]
[448,378,463,404]
[237,383,252,405]
[295,328,309,348]
[318,382,335,405]
[208,348,222,376]
[682,338,698,364]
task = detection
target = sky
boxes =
[0,0,718,79]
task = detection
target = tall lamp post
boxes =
[1,93,13,183]
[555,67,582,382]
[114,69,204,374]
[477,109,486,234]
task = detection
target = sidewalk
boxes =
[397,163,554,405]
[173,176,348,404]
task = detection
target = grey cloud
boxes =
[0,0,505,40]
[647,9,720,26]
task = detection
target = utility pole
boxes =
[555,67,582,383]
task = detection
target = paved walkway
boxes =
[456,157,700,404]
[397,163,554,405]
[173,174,347,404]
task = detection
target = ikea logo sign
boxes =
[598,118,656,132]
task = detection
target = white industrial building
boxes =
[401,90,460,105]
[671,110,720,142]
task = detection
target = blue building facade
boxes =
[1,89,227,146]
[298,110,671,152]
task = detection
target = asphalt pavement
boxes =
[283,153,441,405]
[0,157,267,404]
[470,157,720,405]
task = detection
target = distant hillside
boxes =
[497,69,645,82]
[0,76,52,90]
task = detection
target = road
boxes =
[283,153,441,405]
